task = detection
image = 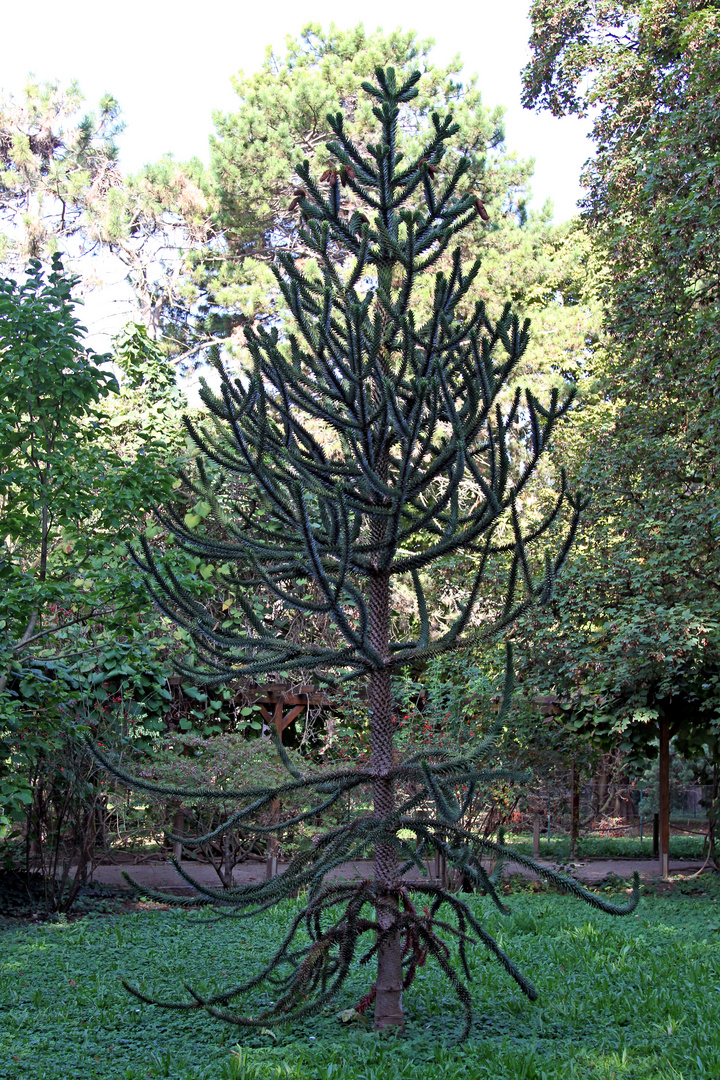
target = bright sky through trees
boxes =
[5,0,590,222]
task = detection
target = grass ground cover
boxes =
[1,877,718,1080]
[504,833,706,861]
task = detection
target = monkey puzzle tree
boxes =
[95,67,637,1037]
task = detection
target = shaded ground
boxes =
[3,877,719,1080]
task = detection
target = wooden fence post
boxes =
[570,765,580,858]
[434,846,448,889]
[172,808,184,862]
[659,714,670,877]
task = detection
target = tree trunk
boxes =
[708,761,719,870]
[658,714,670,877]
[368,571,404,1031]
[223,831,232,888]
[266,801,279,880]
[596,761,609,818]
[570,764,580,858]
[172,809,185,862]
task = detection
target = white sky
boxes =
[3,0,590,222]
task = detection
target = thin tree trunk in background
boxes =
[708,762,719,869]
[658,715,670,877]
[265,703,286,880]
[434,846,448,888]
[596,760,609,818]
[266,803,279,879]
[570,764,580,858]
[368,570,403,1031]
[223,831,232,888]
[172,809,184,862]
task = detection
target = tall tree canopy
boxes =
[520,0,720,713]
[521,0,720,866]
[0,79,122,266]
[522,0,720,378]
[0,26,593,378]
[0,77,209,335]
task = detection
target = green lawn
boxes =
[1,878,719,1080]
[503,832,706,861]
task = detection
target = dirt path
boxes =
[86,856,707,894]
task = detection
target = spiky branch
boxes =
[92,650,638,1040]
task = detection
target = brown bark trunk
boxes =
[223,831,232,888]
[708,762,719,870]
[596,761,608,818]
[368,571,404,1031]
[570,764,580,858]
[266,703,285,880]
[434,846,448,889]
[658,714,670,877]
[532,811,540,858]
[266,800,279,880]
[172,808,185,863]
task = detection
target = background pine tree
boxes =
[95,66,638,1037]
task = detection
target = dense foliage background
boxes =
[1,15,718,883]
